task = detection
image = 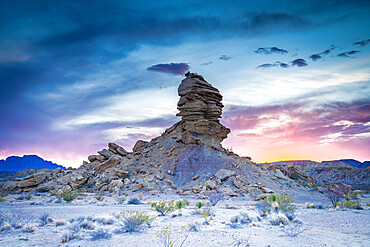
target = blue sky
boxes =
[0,0,369,167]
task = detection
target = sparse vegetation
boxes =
[117,210,155,233]
[279,193,297,220]
[232,233,251,247]
[151,200,176,216]
[95,194,104,201]
[117,196,126,204]
[39,213,53,226]
[0,196,6,202]
[156,224,189,247]
[195,201,205,210]
[128,197,141,205]
[281,223,307,237]
[61,232,79,243]
[200,206,214,225]
[269,213,289,226]
[338,199,361,209]
[90,229,112,241]
[256,199,271,217]
[55,191,77,202]
[22,224,35,233]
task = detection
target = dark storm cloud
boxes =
[219,55,232,61]
[337,50,360,58]
[254,47,288,55]
[353,39,370,47]
[291,58,308,67]
[146,63,190,75]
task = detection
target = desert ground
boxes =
[0,190,369,247]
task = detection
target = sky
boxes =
[0,0,369,167]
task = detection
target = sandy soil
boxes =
[0,191,369,247]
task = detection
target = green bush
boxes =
[0,196,6,202]
[338,199,360,209]
[95,194,104,201]
[195,201,205,209]
[349,191,358,199]
[151,200,175,216]
[117,196,126,204]
[55,191,77,202]
[268,194,281,205]
[175,200,187,215]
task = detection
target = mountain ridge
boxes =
[0,155,66,171]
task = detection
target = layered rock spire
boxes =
[173,72,230,146]
[177,72,223,121]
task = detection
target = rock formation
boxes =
[0,72,313,197]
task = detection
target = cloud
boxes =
[201,61,213,66]
[309,54,322,61]
[219,55,232,61]
[146,63,190,75]
[337,50,360,58]
[241,13,311,32]
[309,45,337,61]
[291,58,308,67]
[256,61,289,68]
[223,99,370,146]
[254,47,288,55]
[353,39,370,47]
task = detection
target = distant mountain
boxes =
[0,155,66,172]
[321,159,370,169]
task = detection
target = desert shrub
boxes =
[315,204,324,209]
[117,196,126,204]
[281,223,306,237]
[207,192,223,206]
[16,195,25,200]
[349,191,359,199]
[95,194,104,201]
[151,200,175,216]
[0,196,6,202]
[55,191,77,202]
[268,194,280,205]
[279,193,297,220]
[22,224,35,233]
[39,213,53,226]
[55,221,65,226]
[175,200,187,215]
[269,213,289,226]
[90,229,112,241]
[81,220,95,230]
[229,212,251,228]
[61,232,78,243]
[256,199,271,217]
[156,224,189,247]
[232,233,251,247]
[305,202,315,208]
[69,222,82,233]
[199,207,214,225]
[187,223,200,232]
[25,193,32,200]
[323,184,350,207]
[70,216,85,224]
[95,217,115,225]
[8,209,32,229]
[127,197,141,205]
[116,210,155,233]
[195,201,205,209]
[338,199,360,209]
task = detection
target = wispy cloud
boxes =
[337,50,360,58]
[309,45,337,61]
[146,63,190,75]
[219,55,232,61]
[256,61,288,68]
[353,39,370,47]
[254,47,288,55]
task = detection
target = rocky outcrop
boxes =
[0,73,307,196]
